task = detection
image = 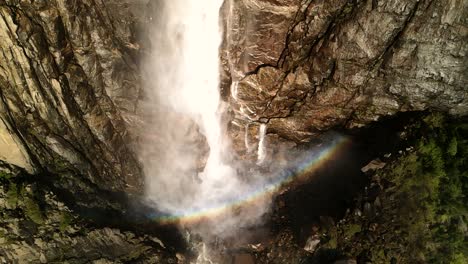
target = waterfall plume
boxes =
[140,0,270,240]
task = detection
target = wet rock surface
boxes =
[0,0,467,263]
[1,0,466,199]
[223,0,468,153]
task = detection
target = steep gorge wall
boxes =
[0,0,467,201]
[0,0,467,263]
[223,0,467,154]
[0,0,148,201]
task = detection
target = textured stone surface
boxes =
[222,0,468,151]
[1,0,466,192]
[0,162,178,264]
[0,0,466,262]
[0,118,32,171]
[0,0,148,198]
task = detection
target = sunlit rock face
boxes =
[0,0,466,262]
[1,0,467,197]
[222,0,468,152]
[0,0,148,198]
[0,119,32,172]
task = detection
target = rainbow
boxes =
[148,135,351,225]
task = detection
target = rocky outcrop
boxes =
[0,0,148,204]
[1,0,466,195]
[239,113,467,264]
[0,118,32,172]
[0,162,178,264]
[0,0,466,262]
[223,0,468,149]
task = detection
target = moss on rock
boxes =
[23,196,44,225]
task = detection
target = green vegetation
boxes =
[59,211,73,232]
[391,113,468,263]
[23,195,44,225]
[323,228,338,249]
[343,224,361,238]
[1,171,45,225]
[0,171,13,180]
[318,113,467,263]
[121,246,150,262]
[6,182,18,207]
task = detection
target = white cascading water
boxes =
[141,4,350,261]
[143,0,269,237]
[257,124,268,165]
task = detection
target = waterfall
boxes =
[143,0,245,225]
[141,2,274,253]
[257,124,268,165]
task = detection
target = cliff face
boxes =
[0,0,467,262]
[223,0,467,148]
[1,0,467,197]
[0,0,148,202]
[0,161,177,263]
